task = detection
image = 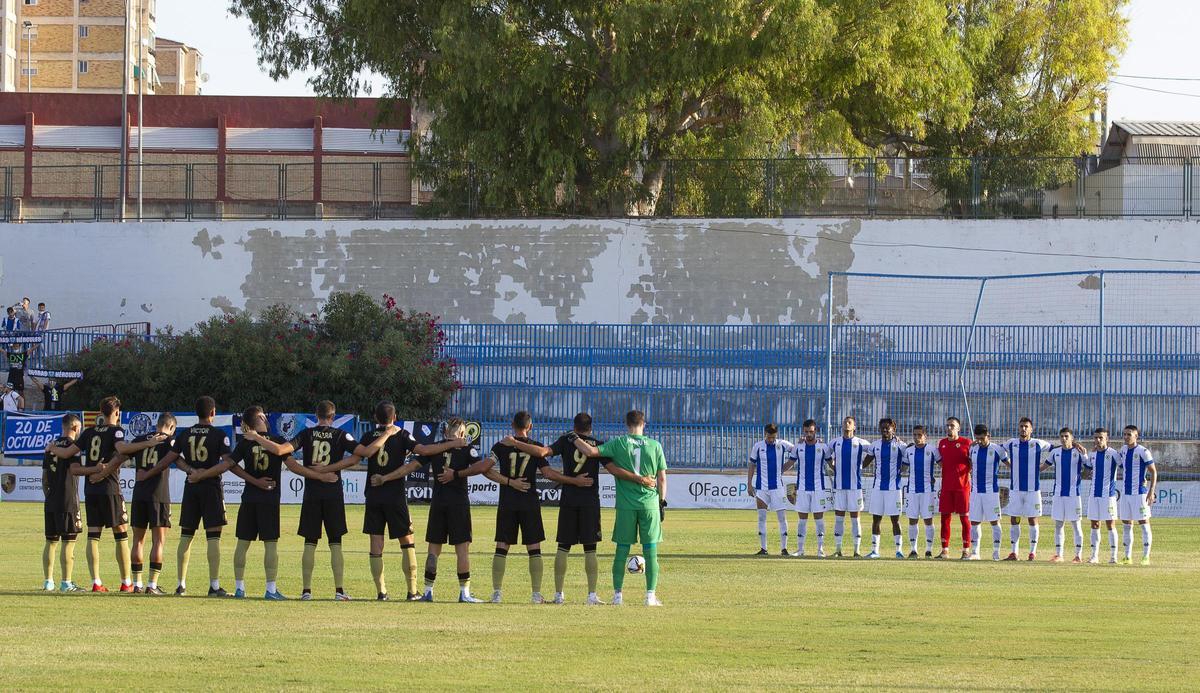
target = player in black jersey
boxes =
[47,396,163,592]
[41,414,83,592]
[502,412,605,604]
[244,400,361,601]
[129,413,177,594]
[416,417,492,603]
[355,401,468,601]
[157,397,235,597]
[485,411,594,604]
[227,406,336,601]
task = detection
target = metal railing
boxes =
[0,156,1197,221]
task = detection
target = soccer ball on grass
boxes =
[626,555,646,574]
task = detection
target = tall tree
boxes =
[230,0,972,214]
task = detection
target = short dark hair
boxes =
[1124,424,1139,434]
[764,423,779,435]
[974,423,989,436]
[947,416,962,426]
[1094,427,1109,435]
[241,407,263,428]
[195,396,216,418]
[513,410,532,430]
[843,415,856,425]
[879,417,895,429]
[573,412,592,433]
[100,396,120,417]
[158,412,177,430]
[625,410,645,427]
[61,413,81,430]
[1059,427,1072,435]
[913,424,926,433]
[316,400,336,419]
[1019,417,1033,426]
[37,302,45,308]
[802,419,817,429]
[374,400,396,425]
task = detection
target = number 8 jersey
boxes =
[491,436,549,505]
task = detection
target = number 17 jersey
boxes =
[491,437,548,506]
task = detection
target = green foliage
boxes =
[61,293,459,421]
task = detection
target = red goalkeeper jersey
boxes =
[938,436,972,492]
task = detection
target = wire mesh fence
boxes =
[1,157,1196,222]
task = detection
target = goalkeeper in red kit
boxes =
[936,417,973,559]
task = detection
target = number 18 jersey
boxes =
[289,425,357,499]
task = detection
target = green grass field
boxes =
[1,502,1197,691]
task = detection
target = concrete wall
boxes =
[0,218,1198,330]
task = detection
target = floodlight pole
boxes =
[825,271,834,441]
[959,279,987,435]
[118,0,130,221]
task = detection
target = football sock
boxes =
[205,532,221,585]
[176,532,194,588]
[554,545,570,594]
[400,543,418,596]
[908,524,918,548]
[424,554,438,590]
[1141,524,1152,558]
[43,539,58,582]
[369,553,385,595]
[797,518,808,553]
[583,544,598,593]
[302,542,317,591]
[925,524,934,550]
[959,514,971,548]
[757,509,768,550]
[1122,524,1133,557]
[851,518,861,553]
[940,513,952,548]
[528,548,543,594]
[1010,525,1020,554]
[61,539,76,584]
[233,540,251,583]
[776,510,789,550]
[1090,528,1100,558]
[893,534,903,552]
[114,532,131,585]
[1108,528,1118,560]
[86,532,102,584]
[815,517,825,550]
[870,535,880,553]
[492,547,508,592]
[1071,522,1083,555]
[991,524,1002,547]
[1029,525,1040,553]
[644,543,660,592]
[131,561,143,588]
[833,516,844,549]
[612,544,631,591]
[970,524,981,549]
[1054,521,1065,553]
[458,571,471,595]
[148,561,161,590]
[264,541,279,585]
[329,542,345,591]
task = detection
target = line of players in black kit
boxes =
[41,395,607,604]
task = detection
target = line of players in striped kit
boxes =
[746,415,1157,564]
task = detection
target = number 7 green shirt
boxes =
[597,434,666,511]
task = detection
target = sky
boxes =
[158,1,1197,122]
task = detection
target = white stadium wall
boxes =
[0,218,1198,330]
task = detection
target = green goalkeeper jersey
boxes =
[597,434,667,511]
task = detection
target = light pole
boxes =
[22,21,33,93]
[136,0,143,220]
[118,0,130,221]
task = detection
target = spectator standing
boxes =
[1,382,23,412]
[36,303,51,332]
[2,306,17,332]
[15,298,34,330]
[30,375,77,411]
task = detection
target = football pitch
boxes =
[1,503,1197,691]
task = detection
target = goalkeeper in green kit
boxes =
[573,410,667,606]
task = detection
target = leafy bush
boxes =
[62,292,460,420]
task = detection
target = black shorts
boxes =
[426,500,472,546]
[363,500,413,539]
[130,499,172,529]
[298,495,347,542]
[236,501,281,542]
[495,502,545,545]
[84,494,127,529]
[179,485,227,530]
[7,367,24,391]
[45,509,82,539]
[555,503,602,546]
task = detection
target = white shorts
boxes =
[1006,490,1043,518]
[1087,496,1117,521]
[832,489,864,513]
[755,488,790,512]
[905,491,937,520]
[1118,493,1151,522]
[1050,496,1082,522]
[969,492,1002,523]
[794,489,830,514]
[868,489,903,517]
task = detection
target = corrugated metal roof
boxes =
[323,128,409,153]
[226,127,312,151]
[1125,143,1200,159]
[128,127,218,150]
[34,125,122,149]
[1114,121,1200,137]
[0,125,25,148]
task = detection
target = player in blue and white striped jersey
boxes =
[1046,428,1090,563]
[746,423,795,556]
[968,424,1009,560]
[1116,425,1157,565]
[789,419,831,557]
[865,418,906,559]
[1001,417,1053,561]
[902,425,940,558]
[1085,428,1121,564]
[827,416,871,558]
